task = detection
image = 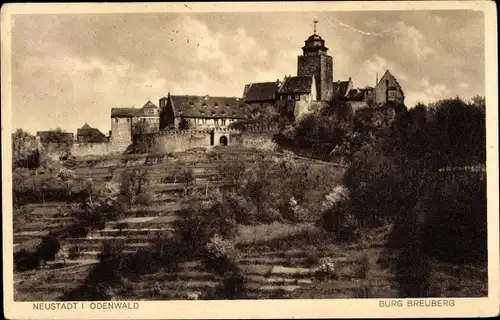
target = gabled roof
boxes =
[111,101,159,118]
[77,124,105,138]
[379,69,405,97]
[347,87,373,101]
[36,131,74,143]
[243,82,279,102]
[332,80,351,98]
[168,95,250,119]
[141,100,158,109]
[111,107,138,118]
[136,100,159,117]
[278,76,313,94]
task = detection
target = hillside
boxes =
[13,145,486,301]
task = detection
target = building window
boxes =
[221,120,226,126]
[214,119,219,125]
[295,94,300,101]
[287,95,292,101]
[115,118,118,123]
[203,119,207,124]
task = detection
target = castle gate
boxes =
[219,135,228,146]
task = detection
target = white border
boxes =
[2,1,498,319]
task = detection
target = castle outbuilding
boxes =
[159,94,250,131]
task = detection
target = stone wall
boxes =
[110,117,132,145]
[71,142,129,157]
[231,131,278,151]
[41,142,72,160]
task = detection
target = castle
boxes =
[70,22,405,149]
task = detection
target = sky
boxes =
[10,10,485,135]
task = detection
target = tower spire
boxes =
[376,72,379,86]
[313,20,318,34]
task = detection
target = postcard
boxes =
[2,1,499,319]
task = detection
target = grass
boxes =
[236,222,316,245]
[12,147,488,301]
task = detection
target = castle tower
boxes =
[297,20,334,101]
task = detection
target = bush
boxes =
[38,235,61,262]
[216,159,246,188]
[162,167,194,184]
[174,194,237,255]
[353,252,371,279]
[75,181,125,231]
[120,168,151,208]
[14,249,41,272]
[320,185,360,242]
[223,191,258,225]
[394,241,432,297]
[135,192,153,206]
[68,245,81,260]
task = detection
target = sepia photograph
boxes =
[2,1,499,319]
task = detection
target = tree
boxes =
[12,129,40,168]
[47,127,71,143]
[55,247,69,267]
[56,168,76,194]
[120,169,150,208]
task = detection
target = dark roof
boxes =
[332,80,351,97]
[307,34,323,41]
[141,100,158,109]
[136,100,159,116]
[111,101,159,118]
[111,107,138,117]
[346,87,374,101]
[244,82,279,102]
[278,76,313,94]
[77,124,105,138]
[169,95,250,119]
[36,131,74,143]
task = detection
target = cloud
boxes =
[394,21,435,60]
[353,55,409,88]
[405,78,452,107]
[10,11,485,134]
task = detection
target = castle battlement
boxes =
[158,127,241,136]
[239,124,279,133]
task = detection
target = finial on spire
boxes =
[313,20,318,34]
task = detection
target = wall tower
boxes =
[297,20,334,101]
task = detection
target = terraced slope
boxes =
[14,147,347,301]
